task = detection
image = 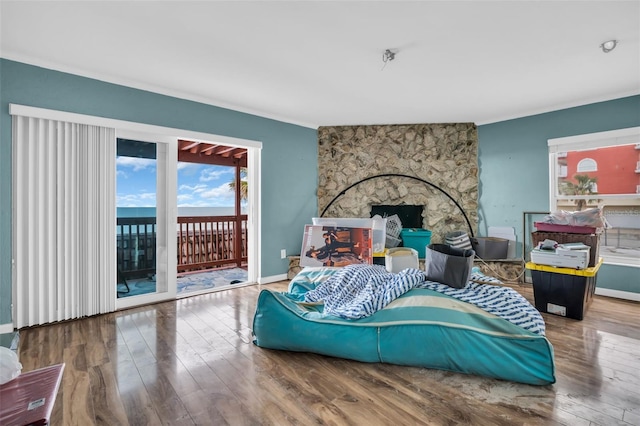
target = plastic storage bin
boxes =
[400,228,432,258]
[313,217,387,254]
[525,259,602,320]
[471,237,509,259]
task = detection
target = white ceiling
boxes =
[1,1,638,129]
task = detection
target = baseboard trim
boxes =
[595,287,640,302]
[259,274,288,285]
[0,323,15,334]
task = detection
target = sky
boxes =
[116,156,240,208]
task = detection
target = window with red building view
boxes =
[554,142,640,265]
[558,144,640,196]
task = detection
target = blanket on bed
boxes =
[303,265,425,318]
[303,264,546,335]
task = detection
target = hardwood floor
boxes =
[16,281,640,425]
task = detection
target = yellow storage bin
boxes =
[525,259,602,276]
[525,259,602,320]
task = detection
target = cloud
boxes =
[200,168,233,182]
[116,156,156,171]
[200,183,235,200]
[138,192,156,200]
[179,183,207,192]
[116,192,156,207]
[177,162,197,171]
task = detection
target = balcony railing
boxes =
[117,215,248,278]
[177,215,248,272]
[117,217,157,279]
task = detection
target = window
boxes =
[548,127,640,266]
[558,165,568,178]
[116,139,158,299]
[577,158,597,172]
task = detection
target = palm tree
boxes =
[228,167,248,201]
[561,174,598,210]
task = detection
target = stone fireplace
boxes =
[317,123,479,245]
[288,124,521,281]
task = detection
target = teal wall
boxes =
[477,95,640,293]
[0,59,319,325]
[598,263,639,293]
[1,59,638,327]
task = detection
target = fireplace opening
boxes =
[370,205,423,229]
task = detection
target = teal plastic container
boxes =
[400,228,432,258]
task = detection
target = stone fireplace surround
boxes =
[289,125,522,281]
[317,123,479,245]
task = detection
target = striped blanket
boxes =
[303,265,425,318]
[303,264,545,335]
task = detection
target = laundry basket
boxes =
[384,214,403,248]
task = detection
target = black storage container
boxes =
[525,260,601,320]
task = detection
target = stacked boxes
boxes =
[529,223,603,320]
[531,231,600,267]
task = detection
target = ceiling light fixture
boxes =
[600,39,618,53]
[381,49,396,71]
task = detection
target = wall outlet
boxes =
[280,249,287,259]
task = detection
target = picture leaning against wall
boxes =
[300,225,373,267]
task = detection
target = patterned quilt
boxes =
[301,264,545,335]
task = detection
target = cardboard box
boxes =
[525,260,602,320]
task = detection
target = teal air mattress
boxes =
[253,267,555,385]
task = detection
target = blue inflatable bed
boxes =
[252,265,555,385]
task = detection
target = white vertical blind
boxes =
[13,115,116,328]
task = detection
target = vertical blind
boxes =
[13,115,116,328]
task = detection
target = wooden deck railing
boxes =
[117,215,248,278]
[177,215,248,272]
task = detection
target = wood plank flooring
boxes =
[16,281,640,425]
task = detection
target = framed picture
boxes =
[300,225,373,267]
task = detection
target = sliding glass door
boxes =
[116,139,158,298]
[116,134,177,309]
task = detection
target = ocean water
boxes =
[117,206,246,218]
[117,206,247,235]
